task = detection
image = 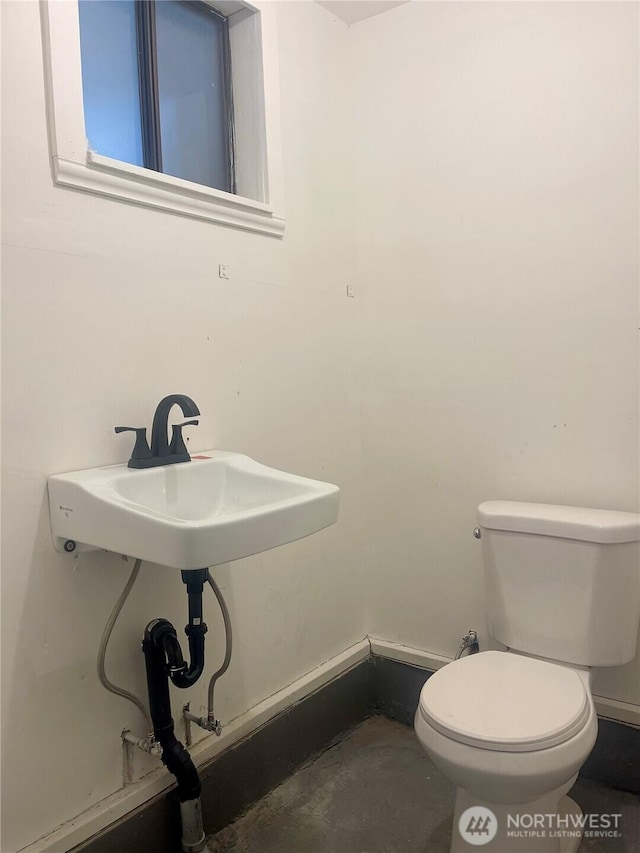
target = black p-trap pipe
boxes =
[141,569,210,803]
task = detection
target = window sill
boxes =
[53,151,285,237]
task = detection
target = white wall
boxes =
[353,1,640,702]
[1,2,363,851]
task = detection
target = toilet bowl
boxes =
[413,501,640,853]
[415,651,597,805]
[415,651,598,852]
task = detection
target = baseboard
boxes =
[369,637,452,673]
[590,695,640,729]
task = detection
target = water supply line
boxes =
[97,558,155,739]
[454,629,480,660]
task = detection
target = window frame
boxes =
[40,0,285,237]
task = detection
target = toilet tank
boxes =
[478,501,640,667]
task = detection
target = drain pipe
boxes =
[142,568,212,853]
[184,570,233,740]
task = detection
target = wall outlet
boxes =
[346,285,355,298]
[219,264,230,279]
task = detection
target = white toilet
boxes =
[414,501,640,853]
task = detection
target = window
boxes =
[78,0,235,193]
[40,0,284,236]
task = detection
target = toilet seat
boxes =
[418,651,590,753]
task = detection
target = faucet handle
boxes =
[169,420,199,458]
[115,426,152,465]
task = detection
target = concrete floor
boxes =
[207,716,640,853]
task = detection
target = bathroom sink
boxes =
[48,452,340,569]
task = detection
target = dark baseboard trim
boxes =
[70,653,639,853]
[580,718,640,793]
[371,656,434,726]
[199,658,375,836]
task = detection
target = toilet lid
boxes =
[418,651,590,752]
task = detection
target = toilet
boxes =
[414,501,640,853]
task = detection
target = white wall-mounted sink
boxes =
[48,452,340,569]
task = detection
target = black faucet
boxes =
[115,394,201,469]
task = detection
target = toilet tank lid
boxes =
[478,501,640,543]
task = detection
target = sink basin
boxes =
[48,451,340,569]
